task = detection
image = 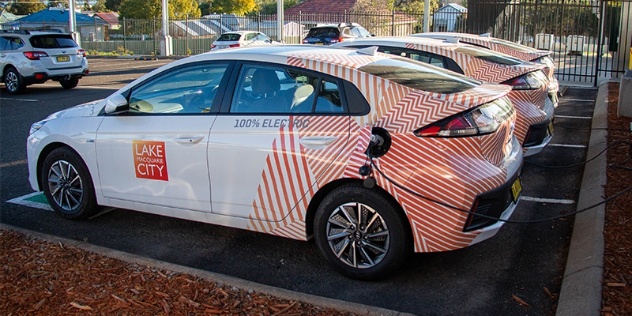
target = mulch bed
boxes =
[602,81,632,316]
[0,230,354,315]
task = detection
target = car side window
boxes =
[245,33,256,41]
[377,46,447,69]
[0,37,23,50]
[127,63,228,115]
[230,64,345,114]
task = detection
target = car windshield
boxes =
[359,57,480,94]
[217,33,242,41]
[455,46,523,65]
[30,35,78,48]
[307,27,339,38]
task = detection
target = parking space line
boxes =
[521,196,576,204]
[555,115,592,119]
[7,192,52,211]
[548,144,587,148]
[0,97,38,102]
[559,99,594,103]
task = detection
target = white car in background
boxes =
[210,31,274,50]
[1,30,88,94]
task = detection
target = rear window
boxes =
[217,33,242,41]
[455,46,522,65]
[30,35,78,48]
[359,57,480,94]
[307,27,340,38]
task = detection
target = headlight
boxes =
[29,121,46,135]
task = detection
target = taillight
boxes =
[229,43,240,48]
[502,71,548,90]
[23,51,49,60]
[302,39,308,44]
[414,97,514,137]
[211,44,216,49]
[77,49,86,57]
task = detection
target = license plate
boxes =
[56,55,70,62]
[547,121,554,135]
[314,42,324,45]
[510,178,522,203]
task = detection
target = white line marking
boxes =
[521,196,576,204]
[7,192,52,211]
[560,98,594,102]
[555,115,592,119]
[0,160,27,168]
[548,144,587,148]
[0,97,38,102]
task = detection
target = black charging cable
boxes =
[361,137,632,224]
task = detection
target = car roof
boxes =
[220,31,258,35]
[332,36,543,82]
[411,33,551,59]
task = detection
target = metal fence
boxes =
[2,2,630,86]
[467,0,632,86]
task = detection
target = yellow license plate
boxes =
[314,42,324,45]
[511,178,522,203]
[56,55,70,62]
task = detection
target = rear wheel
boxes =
[314,183,410,280]
[4,67,25,94]
[60,78,79,89]
[40,147,99,219]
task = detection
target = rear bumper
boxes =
[23,68,88,85]
[522,97,555,157]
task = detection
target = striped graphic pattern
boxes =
[246,50,516,252]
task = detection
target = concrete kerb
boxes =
[0,223,413,316]
[556,82,609,316]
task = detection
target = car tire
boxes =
[4,67,26,94]
[41,147,100,220]
[60,78,79,89]
[314,182,411,280]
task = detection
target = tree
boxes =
[105,0,123,12]
[47,0,67,9]
[92,0,108,12]
[7,1,46,15]
[119,0,201,19]
[353,0,438,13]
[257,0,300,14]
[199,0,212,16]
[210,0,256,15]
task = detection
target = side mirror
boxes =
[104,94,129,114]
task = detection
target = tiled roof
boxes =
[94,12,119,25]
[285,0,358,15]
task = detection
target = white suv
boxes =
[0,30,89,94]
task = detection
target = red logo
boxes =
[133,140,169,181]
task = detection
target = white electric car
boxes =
[27,45,523,280]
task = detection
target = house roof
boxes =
[285,0,358,15]
[94,12,119,25]
[436,3,467,13]
[15,8,107,25]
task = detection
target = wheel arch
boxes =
[305,178,414,248]
[36,142,84,191]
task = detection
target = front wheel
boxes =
[40,147,99,219]
[314,183,411,280]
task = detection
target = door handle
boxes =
[298,136,338,150]
[174,136,204,144]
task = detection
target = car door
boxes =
[0,36,24,74]
[208,62,351,222]
[95,61,231,213]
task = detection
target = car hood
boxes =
[47,99,106,120]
